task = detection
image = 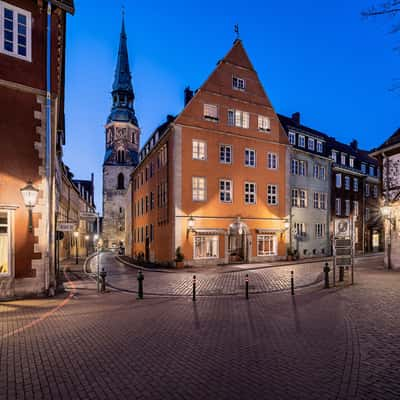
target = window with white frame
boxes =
[313,164,325,180]
[298,135,305,148]
[353,177,359,192]
[336,173,342,188]
[336,198,341,216]
[294,223,306,237]
[292,189,299,207]
[244,182,256,204]
[315,223,326,239]
[353,201,359,217]
[228,109,249,128]
[316,141,323,153]
[258,116,271,132]
[345,200,350,216]
[320,166,326,180]
[313,192,327,209]
[219,144,232,164]
[192,140,206,160]
[369,165,375,176]
[291,159,307,176]
[341,153,346,165]
[365,183,370,197]
[194,235,219,259]
[361,163,367,173]
[267,185,278,205]
[292,188,307,208]
[232,76,246,90]
[0,2,31,61]
[203,104,218,121]
[331,151,338,163]
[219,179,232,203]
[313,192,319,209]
[192,177,206,201]
[245,148,256,167]
[288,131,296,145]
[0,210,11,276]
[257,234,277,256]
[267,153,278,169]
[349,157,355,168]
[300,190,307,208]
[308,138,315,151]
[345,176,351,190]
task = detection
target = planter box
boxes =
[175,261,184,269]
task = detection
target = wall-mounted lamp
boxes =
[187,215,195,238]
[20,180,39,232]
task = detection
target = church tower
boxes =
[102,16,140,248]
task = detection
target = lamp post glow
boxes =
[73,230,79,265]
[20,181,39,232]
[187,215,195,238]
[85,235,90,257]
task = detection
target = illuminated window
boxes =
[0,211,11,276]
[258,116,270,132]
[204,104,218,121]
[192,177,206,201]
[192,140,206,160]
[257,235,277,256]
[194,236,219,259]
[228,109,249,128]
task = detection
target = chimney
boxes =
[350,139,358,150]
[166,114,175,123]
[291,112,300,125]
[184,86,194,106]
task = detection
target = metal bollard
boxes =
[339,266,345,282]
[245,274,249,300]
[137,270,144,299]
[324,262,330,289]
[192,275,196,302]
[100,268,107,292]
[291,271,294,295]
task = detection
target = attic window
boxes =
[232,76,245,91]
[203,104,218,121]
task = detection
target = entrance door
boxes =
[228,233,247,263]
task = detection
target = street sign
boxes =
[336,248,352,256]
[335,218,350,237]
[57,222,76,232]
[80,212,97,221]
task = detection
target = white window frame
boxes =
[349,157,355,168]
[365,183,370,197]
[308,138,315,151]
[232,76,246,91]
[344,176,350,190]
[257,234,277,256]
[244,182,256,205]
[245,148,256,168]
[194,235,219,259]
[369,165,374,176]
[0,2,32,62]
[353,177,359,192]
[316,141,323,153]
[331,151,338,163]
[341,153,346,165]
[267,152,278,169]
[288,131,296,145]
[298,135,305,148]
[0,208,15,278]
[336,173,342,188]
[267,184,278,205]
[228,109,249,128]
[315,223,326,239]
[192,139,207,160]
[219,144,232,164]
[258,115,271,132]
[203,104,218,121]
[219,179,233,203]
[361,163,367,174]
[292,189,299,207]
[299,189,307,208]
[345,200,350,216]
[353,201,359,217]
[192,177,206,202]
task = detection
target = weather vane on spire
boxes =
[122,4,125,18]
[234,24,240,40]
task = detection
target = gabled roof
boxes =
[327,138,378,165]
[372,127,400,153]
[50,0,75,15]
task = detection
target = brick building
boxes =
[0,0,74,298]
[128,40,290,266]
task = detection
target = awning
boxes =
[256,229,281,234]
[194,229,226,236]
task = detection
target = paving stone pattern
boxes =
[1,254,400,399]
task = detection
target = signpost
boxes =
[56,222,76,232]
[333,217,354,285]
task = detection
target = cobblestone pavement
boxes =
[89,252,326,295]
[1,254,400,399]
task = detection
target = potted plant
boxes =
[175,247,184,268]
[287,247,294,261]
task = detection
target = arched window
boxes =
[117,173,125,190]
[117,149,125,163]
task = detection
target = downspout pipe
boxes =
[46,2,52,292]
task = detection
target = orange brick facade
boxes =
[129,40,290,266]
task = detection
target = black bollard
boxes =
[245,274,249,300]
[291,271,294,295]
[137,270,144,299]
[100,268,107,292]
[339,266,344,282]
[192,275,196,302]
[324,262,330,289]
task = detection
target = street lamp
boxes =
[381,203,394,270]
[187,215,195,238]
[20,181,39,232]
[73,230,79,265]
[85,234,89,257]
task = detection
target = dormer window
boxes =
[341,153,346,165]
[298,135,305,148]
[308,138,315,151]
[331,151,337,163]
[288,131,296,145]
[316,141,323,153]
[232,76,246,91]
[361,163,367,174]
[369,165,375,176]
[349,157,355,168]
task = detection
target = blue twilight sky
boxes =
[63,0,399,213]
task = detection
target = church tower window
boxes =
[117,173,125,190]
[117,149,126,163]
